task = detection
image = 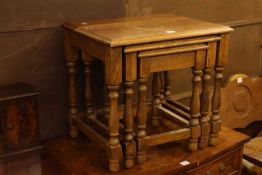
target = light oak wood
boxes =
[199,42,216,149]
[188,67,202,152]
[210,67,224,146]
[82,55,94,122]
[67,62,79,138]
[136,78,148,164]
[199,66,211,149]
[162,101,190,121]
[138,44,209,58]
[140,52,196,77]
[64,14,232,47]
[244,137,262,167]
[152,72,161,127]
[146,128,191,147]
[159,72,165,103]
[209,34,230,146]
[107,85,121,172]
[220,75,262,170]
[75,117,108,148]
[158,106,189,127]
[166,97,191,113]
[164,71,171,97]
[124,36,221,53]
[125,53,137,81]
[123,81,135,168]
[42,126,249,175]
[63,14,232,172]
[89,117,109,138]
[221,74,262,128]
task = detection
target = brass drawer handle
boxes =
[219,163,225,172]
[206,171,213,175]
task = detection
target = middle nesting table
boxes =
[62,13,233,172]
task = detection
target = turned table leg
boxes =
[67,62,79,138]
[124,81,135,168]
[199,67,211,148]
[164,71,171,97]
[103,88,110,124]
[137,78,148,164]
[152,73,161,127]
[84,60,94,122]
[107,85,121,172]
[188,68,202,151]
[210,66,223,146]
[159,72,165,102]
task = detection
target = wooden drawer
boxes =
[186,148,242,175]
[137,44,210,77]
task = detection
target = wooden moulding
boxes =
[69,32,107,61]
[75,117,123,168]
[74,118,109,149]
[139,44,209,77]
[138,44,209,58]
[125,36,221,53]
[165,98,190,115]
[158,106,189,127]
[162,102,190,121]
[139,52,196,77]
[76,111,126,141]
[89,117,109,138]
[145,128,191,147]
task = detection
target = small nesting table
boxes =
[62,14,233,172]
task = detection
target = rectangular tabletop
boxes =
[63,14,233,47]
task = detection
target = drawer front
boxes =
[0,96,39,153]
[138,44,210,78]
[187,148,241,175]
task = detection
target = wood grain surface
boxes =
[41,126,249,175]
[64,14,232,47]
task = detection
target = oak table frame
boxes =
[62,14,233,172]
[125,35,233,164]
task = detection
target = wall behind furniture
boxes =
[125,0,262,93]
[0,0,125,140]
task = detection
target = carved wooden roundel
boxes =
[221,74,262,129]
[232,85,252,118]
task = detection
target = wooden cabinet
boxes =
[187,148,242,175]
[41,126,249,175]
[0,83,41,158]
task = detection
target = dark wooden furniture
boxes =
[41,126,249,175]
[244,137,262,167]
[0,83,41,158]
[220,74,262,172]
[62,14,233,172]
[0,127,249,175]
[221,74,262,129]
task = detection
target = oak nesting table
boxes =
[62,14,233,172]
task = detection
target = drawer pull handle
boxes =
[206,171,213,175]
[219,163,225,172]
